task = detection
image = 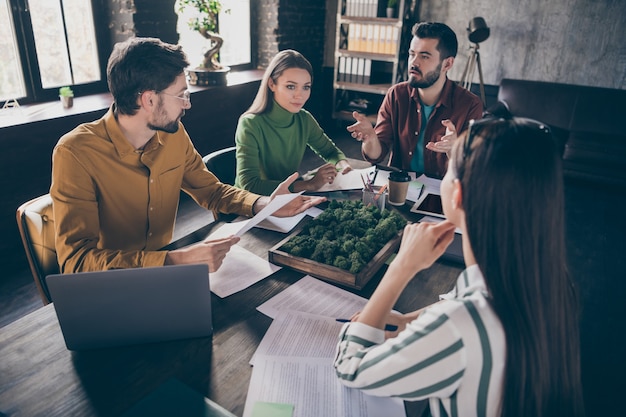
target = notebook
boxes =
[46,264,213,351]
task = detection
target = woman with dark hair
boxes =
[334,115,584,417]
[234,49,352,195]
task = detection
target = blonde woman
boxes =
[235,50,351,195]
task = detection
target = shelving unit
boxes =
[332,0,417,124]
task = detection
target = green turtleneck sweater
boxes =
[234,101,347,195]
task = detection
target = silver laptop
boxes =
[46,264,213,351]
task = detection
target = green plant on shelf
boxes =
[58,86,74,97]
[387,0,397,8]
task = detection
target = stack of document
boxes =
[243,276,406,417]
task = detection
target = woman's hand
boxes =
[335,159,353,175]
[390,220,457,279]
[308,163,339,190]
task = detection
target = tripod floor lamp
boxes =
[459,17,490,106]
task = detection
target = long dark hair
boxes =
[451,116,585,417]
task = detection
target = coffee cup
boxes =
[388,171,411,206]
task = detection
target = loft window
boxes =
[0,0,104,104]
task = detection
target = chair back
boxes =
[16,194,58,304]
[202,146,236,185]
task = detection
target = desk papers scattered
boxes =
[256,275,369,319]
[416,174,442,196]
[249,206,323,234]
[303,166,376,192]
[208,193,304,239]
[210,245,281,298]
[250,311,343,365]
[244,309,406,417]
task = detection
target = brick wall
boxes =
[255,0,327,119]
[105,0,179,46]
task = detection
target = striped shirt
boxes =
[334,265,506,417]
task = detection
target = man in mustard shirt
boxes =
[50,37,324,274]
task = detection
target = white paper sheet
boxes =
[208,192,304,239]
[210,245,281,297]
[251,206,323,233]
[416,174,442,196]
[243,357,406,417]
[250,310,343,365]
[304,166,376,192]
[256,275,369,319]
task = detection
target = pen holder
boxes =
[362,186,387,211]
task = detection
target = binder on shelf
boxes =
[353,24,360,52]
[338,57,346,82]
[347,24,355,51]
[358,0,366,17]
[364,59,372,84]
[392,27,399,54]
[356,58,365,84]
[345,0,354,16]
[372,25,381,54]
[368,0,377,17]
[366,24,374,53]
[385,26,394,55]
[360,23,368,52]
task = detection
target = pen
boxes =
[371,169,378,185]
[360,173,369,191]
[335,318,398,332]
[374,183,387,201]
[417,182,425,201]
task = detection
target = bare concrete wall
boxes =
[324,0,626,89]
[421,0,626,89]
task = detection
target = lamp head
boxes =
[467,17,490,44]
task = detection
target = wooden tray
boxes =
[269,227,403,289]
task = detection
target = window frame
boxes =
[7,0,109,105]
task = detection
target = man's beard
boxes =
[148,106,184,133]
[408,62,442,89]
[148,119,180,134]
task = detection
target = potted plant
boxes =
[59,86,74,108]
[386,0,397,18]
[178,0,231,85]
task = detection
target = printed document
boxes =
[250,310,343,365]
[243,357,405,417]
[256,275,369,319]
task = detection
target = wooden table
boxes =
[0,200,464,417]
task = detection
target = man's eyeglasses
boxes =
[159,90,191,106]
